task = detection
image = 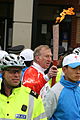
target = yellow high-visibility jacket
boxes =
[0,82,47,120]
[48,68,62,87]
[56,68,62,83]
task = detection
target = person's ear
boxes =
[62,67,67,73]
[35,55,40,62]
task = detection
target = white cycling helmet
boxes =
[0,50,8,60]
[20,49,34,61]
[73,47,80,55]
[0,54,26,70]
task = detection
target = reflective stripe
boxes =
[33,112,47,120]
[27,94,34,120]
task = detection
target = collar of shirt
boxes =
[33,62,46,73]
[0,80,21,96]
[32,62,49,81]
[60,76,79,88]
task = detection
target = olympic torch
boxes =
[51,7,75,87]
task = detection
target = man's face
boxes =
[62,66,80,82]
[37,48,52,69]
[3,67,22,88]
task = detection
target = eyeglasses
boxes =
[6,69,22,74]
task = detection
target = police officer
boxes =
[0,54,47,120]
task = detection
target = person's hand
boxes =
[47,65,58,79]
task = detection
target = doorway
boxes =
[0,1,14,50]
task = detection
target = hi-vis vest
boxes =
[56,68,62,83]
[0,84,47,120]
[48,68,62,87]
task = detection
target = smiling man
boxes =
[0,54,47,120]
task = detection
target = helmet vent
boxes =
[3,62,7,65]
[5,57,10,61]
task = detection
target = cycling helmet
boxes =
[0,50,8,60]
[0,54,26,70]
[20,49,34,61]
[73,47,80,55]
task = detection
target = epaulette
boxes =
[30,90,39,99]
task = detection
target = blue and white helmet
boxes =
[0,54,26,70]
[73,47,80,55]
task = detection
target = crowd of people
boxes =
[0,45,80,120]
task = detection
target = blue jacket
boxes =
[43,76,80,120]
[22,67,28,76]
[0,73,2,78]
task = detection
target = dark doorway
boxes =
[31,0,72,51]
[0,1,14,50]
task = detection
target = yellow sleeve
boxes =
[32,96,47,120]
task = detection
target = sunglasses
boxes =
[6,69,22,74]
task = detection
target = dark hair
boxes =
[63,65,68,68]
[24,61,33,67]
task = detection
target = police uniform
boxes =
[0,81,47,120]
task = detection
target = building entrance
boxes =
[0,0,14,51]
